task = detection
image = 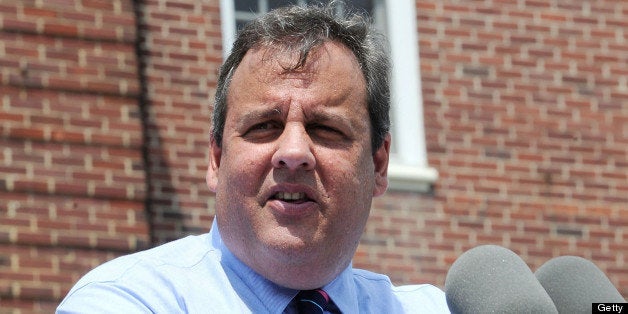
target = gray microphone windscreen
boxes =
[445,245,558,314]
[535,255,625,313]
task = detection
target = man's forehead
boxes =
[236,41,362,84]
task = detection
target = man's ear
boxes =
[372,133,391,197]
[206,135,221,193]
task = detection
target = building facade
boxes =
[0,0,626,311]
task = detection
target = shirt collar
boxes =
[322,265,358,313]
[208,220,297,313]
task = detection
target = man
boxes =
[57,3,449,313]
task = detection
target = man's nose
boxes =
[271,123,315,171]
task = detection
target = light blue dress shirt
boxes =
[57,220,449,313]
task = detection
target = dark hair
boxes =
[212,1,390,152]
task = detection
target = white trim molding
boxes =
[385,0,438,192]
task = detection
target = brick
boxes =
[43,22,79,37]
[55,234,93,249]
[81,0,116,10]
[16,232,53,246]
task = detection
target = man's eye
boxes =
[247,121,283,131]
[311,124,340,134]
[242,121,282,141]
[251,122,277,131]
[308,124,348,142]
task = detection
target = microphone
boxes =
[445,245,558,314]
[535,255,625,313]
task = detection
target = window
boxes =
[219,0,438,192]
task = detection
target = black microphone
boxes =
[445,244,558,314]
[535,255,625,313]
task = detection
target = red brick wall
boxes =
[0,0,149,312]
[1,0,626,311]
[137,0,221,244]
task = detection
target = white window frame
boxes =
[384,0,438,192]
[219,0,438,192]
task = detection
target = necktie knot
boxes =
[296,289,330,314]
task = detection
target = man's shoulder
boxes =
[350,268,450,313]
[391,283,450,313]
[57,234,219,313]
[82,234,215,283]
[91,234,212,274]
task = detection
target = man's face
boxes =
[206,41,390,289]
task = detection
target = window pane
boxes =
[236,19,249,31]
[268,0,297,10]
[235,0,258,12]
[234,1,377,17]
[345,0,373,14]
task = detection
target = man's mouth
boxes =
[272,192,309,203]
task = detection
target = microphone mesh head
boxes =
[445,245,557,314]
[535,255,625,313]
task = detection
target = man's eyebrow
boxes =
[307,110,357,130]
[307,111,343,123]
[237,107,283,127]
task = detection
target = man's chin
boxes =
[263,231,314,254]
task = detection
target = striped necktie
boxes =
[295,289,331,314]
